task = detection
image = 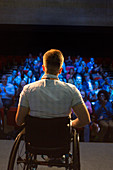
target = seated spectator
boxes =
[58,73,67,83]
[33,60,40,80]
[68,78,75,85]
[28,53,34,69]
[65,56,73,66]
[26,70,36,84]
[100,72,111,92]
[83,73,94,94]
[13,71,22,90]
[66,68,76,81]
[102,72,111,83]
[91,64,103,81]
[0,75,15,109]
[8,69,21,91]
[94,90,113,142]
[37,52,43,65]
[89,81,101,102]
[109,80,113,102]
[87,57,95,73]
[16,80,27,106]
[75,74,83,91]
[80,90,92,142]
[36,56,42,71]
[77,60,86,75]
[74,58,79,69]
[92,64,102,74]
[62,62,67,74]
[24,58,31,70]
[7,69,17,84]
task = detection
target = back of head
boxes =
[43,49,64,75]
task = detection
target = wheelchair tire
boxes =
[72,130,80,170]
[7,129,27,170]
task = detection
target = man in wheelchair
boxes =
[8,49,90,170]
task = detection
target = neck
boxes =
[45,72,58,76]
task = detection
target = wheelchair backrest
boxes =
[25,115,71,149]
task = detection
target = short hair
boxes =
[2,74,7,80]
[43,49,64,75]
[97,90,109,101]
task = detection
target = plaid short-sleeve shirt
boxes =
[18,74,84,118]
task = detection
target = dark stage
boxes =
[0,140,113,170]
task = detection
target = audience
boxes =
[0,53,113,142]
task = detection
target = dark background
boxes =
[0,24,113,59]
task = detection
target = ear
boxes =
[42,65,45,72]
[59,67,63,74]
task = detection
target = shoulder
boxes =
[23,80,43,92]
[65,82,80,94]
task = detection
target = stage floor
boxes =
[0,140,113,170]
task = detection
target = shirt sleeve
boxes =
[71,85,84,107]
[18,85,29,108]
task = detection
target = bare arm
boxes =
[15,105,30,126]
[71,102,91,128]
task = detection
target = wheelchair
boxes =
[7,115,80,170]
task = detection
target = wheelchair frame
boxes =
[7,116,80,170]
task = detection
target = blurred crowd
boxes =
[0,52,113,142]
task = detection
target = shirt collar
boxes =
[42,74,58,80]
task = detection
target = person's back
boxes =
[15,49,90,129]
[19,75,83,118]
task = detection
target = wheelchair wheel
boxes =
[8,129,37,170]
[72,130,80,170]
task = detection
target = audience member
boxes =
[26,70,36,84]
[7,69,17,84]
[28,53,34,68]
[109,80,113,102]
[68,78,75,85]
[65,56,73,66]
[78,60,86,76]
[75,74,83,91]
[33,60,40,80]
[74,58,79,69]
[62,62,67,74]
[89,81,101,102]
[16,80,27,106]
[66,68,75,81]
[83,73,94,94]
[0,75,15,108]
[80,90,92,142]
[94,90,113,142]
[58,73,67,83]
[87,57,95,73]
[91,64,103,81]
